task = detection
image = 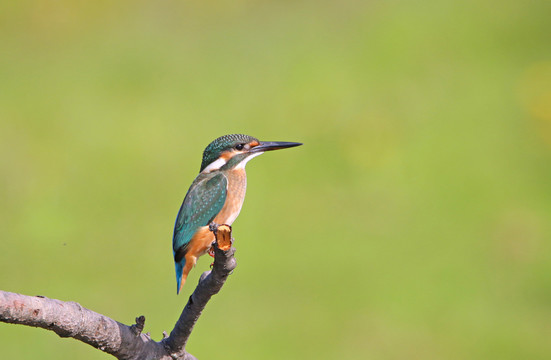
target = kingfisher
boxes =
[172,134,302,294]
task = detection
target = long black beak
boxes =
[251,141,303,152]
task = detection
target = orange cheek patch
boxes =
[220,151,233,160]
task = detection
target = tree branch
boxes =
[0,224,236,360]
[162,224,236,357]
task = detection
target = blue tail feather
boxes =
[175,259,185,294]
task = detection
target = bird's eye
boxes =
[235,143,245,150]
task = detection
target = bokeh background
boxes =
[1,1,551,359]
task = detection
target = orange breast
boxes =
[214,169,247,225]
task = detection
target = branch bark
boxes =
[0,224,236,360]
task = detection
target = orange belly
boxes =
[214,168,247,225]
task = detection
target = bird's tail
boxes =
[175,260,185,295]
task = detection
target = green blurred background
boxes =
[1,0,551,359]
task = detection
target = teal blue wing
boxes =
[172,172,228,261]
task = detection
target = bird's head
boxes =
[200,134,302,173]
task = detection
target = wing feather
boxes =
[172,172,228,260]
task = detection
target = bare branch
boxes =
[0,224,236,360]
[0,291,168,359]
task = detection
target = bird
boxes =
[172,134,302,294]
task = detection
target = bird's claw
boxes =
[209,223,220,233]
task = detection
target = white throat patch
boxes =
[201,157,228,173]
[235,152,263,169]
